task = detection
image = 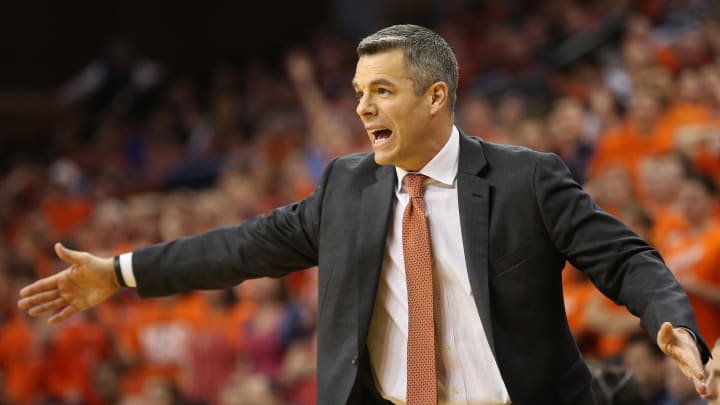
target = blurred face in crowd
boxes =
[677,69,705,103]
[678,178,714,227]
[597,166,633,208]
[588,86,618,120]
[144,379,176,405]
[629,90,661,130]
[497,94,526,126]
[623,340,667,399]
[456,94,494,136]
[549,98,585,146]
[515,119,549,152]
[353,48,450,171]
[639,155,686,205]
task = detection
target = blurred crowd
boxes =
[2,0,720,404]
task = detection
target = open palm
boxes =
[18,243,119,324]
[657,321,708,397]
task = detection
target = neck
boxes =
[403,122,453,172]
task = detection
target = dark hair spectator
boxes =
[590,361,649,405]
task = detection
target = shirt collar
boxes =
[395,126,459,192]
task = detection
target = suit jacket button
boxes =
[352,355,358,366]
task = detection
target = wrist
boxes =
[112,256,127,288]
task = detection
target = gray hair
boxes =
[357,24,459,110]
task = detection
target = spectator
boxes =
[623,334,674,405]
[547,97,595,183]
[6,2,720,402]
[237,278,308,387]
[589,361,649,405]
[661,173,720,345]
[182,287,254,405]
[588,85,672,186]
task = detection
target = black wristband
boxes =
[114,256,128,288]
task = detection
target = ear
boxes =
[428,81,449,115]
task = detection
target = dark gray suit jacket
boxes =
[131,134,710,404]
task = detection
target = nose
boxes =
[356,94,376,118]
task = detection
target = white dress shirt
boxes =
[118,126,510,404]
[366,126,510,405]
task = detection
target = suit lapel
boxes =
[457,135,495,355]
[355,164,396,350]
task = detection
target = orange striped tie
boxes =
[402,174,437,405]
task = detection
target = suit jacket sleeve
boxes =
[130,158,338,298]
[533,153,711,362]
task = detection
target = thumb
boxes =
[54,242,86,266]
[657,322,675,347]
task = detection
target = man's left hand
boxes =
[657,321,707,397]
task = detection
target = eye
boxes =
[355,91,364,100]
[377,87,391,95]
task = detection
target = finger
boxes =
[54,242,87,266]
[704,369,718,399]
[692,361,706,382]
[678,349,707,381]
[674,345,705,381]
[28,297,67,317]
[18,273,62,298]
[694,376,708,397]
[48,305,78,325]
[17,290,60,309]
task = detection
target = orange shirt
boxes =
[41,195,92,238]
[120,294,206,394]
[657,101,712,150]
[563,264,595,340]
[564,268,639,358]
[694,148,720,185]
[649,207,688,254]
[44,313,113,405]
[591,290,635,358]
[182,295,253,404]
[588,120,673,186]
[662,223,720,344]
[564,277,594,338]
[0,316,43,405]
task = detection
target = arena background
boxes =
[2,1,720,404]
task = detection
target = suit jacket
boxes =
[131,134,710,404]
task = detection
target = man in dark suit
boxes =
[19,24,711,404]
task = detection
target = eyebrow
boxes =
[352,78,397,89]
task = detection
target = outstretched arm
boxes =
[532,154,711,395]
[18,243,120,324]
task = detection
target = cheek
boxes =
[398,106,426,130]
[385,99,427,135]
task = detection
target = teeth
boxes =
[370,128,391,145]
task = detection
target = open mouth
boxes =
[372,129,393,144]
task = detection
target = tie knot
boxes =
[403,174,427,199]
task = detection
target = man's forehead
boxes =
[352,50,409,87]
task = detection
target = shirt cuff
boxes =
[679,327,704,353]
[680,327,698,342]
[118,252,137,287]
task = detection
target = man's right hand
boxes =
[706,340,720,403]
[17,243,120,324]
